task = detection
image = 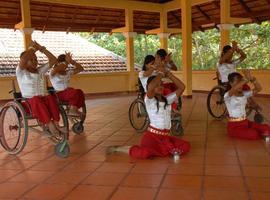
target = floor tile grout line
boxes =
[106,163,136,200]
[58,122,129,200]
[17,118,127,199]
[152,164,170,200]
[199,99,209,200]
[232,140,253,200]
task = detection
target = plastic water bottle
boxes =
[172,151,180,163]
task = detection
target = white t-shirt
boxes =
[224,91,253,118]
[138,70,157,92]
[16,63,50,98]
[145,92,177,130]
[217,59,241,83]
[49,69,74,91]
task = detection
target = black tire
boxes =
[48,105,69,144]
[0,101,28,155]
[254,113,264,124]
[207,86,227,119]
[128,98,149,133]
[55,141,70,158]
[171,113,184,136]
[72,122,84,134]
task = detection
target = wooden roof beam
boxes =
[32,0,163,12]
[164,0,215,12]
[145,28,181,34]
[237,0,259,23]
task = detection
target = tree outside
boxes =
[78,21,270,70]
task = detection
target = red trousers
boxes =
[129,130,190,159]
[26,95,60,124]
[56,87,85,108]
[227,119,270,140]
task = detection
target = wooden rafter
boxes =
[237,0,259,23]
[42,5,51,32]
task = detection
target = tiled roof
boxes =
[0,28,127,76]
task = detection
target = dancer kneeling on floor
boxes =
[16,41,61,134]
[107,70,190,159]
[225,70,270,140]
[49,52,85,117]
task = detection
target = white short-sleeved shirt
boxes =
[139,70,157,92]
[49,69,74,91]
[217,59,241,83]
[224,91,253,118]
[16,63,50,98]
[145,92,177,130]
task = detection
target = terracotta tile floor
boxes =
[0,93,270,200]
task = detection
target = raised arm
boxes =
[65,52,84,74]
[143,66,156,77]
[32,41,57,68]
[19,49,36,70]
[243,69,262,95]
[166,71,185,97]
[165,53,177,71]
[235,47,246,63]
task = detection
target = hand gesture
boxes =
[232,41,238,51]
[242,69,252,80]
[65,51,73,64]
[165,52,172,62]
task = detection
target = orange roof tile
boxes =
[0,28,128,76]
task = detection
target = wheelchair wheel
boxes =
[171,113,184,136]
[48,105,69,144]
[0,101,28,155]
[55,140,70,158]
[207,86,227,119]
[129,98,149,133]
[254,112,264,124]
[72,122,84,134]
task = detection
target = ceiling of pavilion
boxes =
[0,0,270,33]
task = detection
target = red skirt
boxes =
[227,119,270,140]
[129,129,190,159]
[56,87,85,108]
[25,95,60,124]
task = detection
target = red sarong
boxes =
[227,119,270,140]
[56,87,85,108]
[129,128,190,159]
[26,95,60,124]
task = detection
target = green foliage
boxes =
[77,21,270,70]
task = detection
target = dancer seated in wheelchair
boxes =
[218,41,260,110]
[139,55,156,92]
[218,41,246,86]
[49,52,85,117]
[107,70,190,159]
[225,70,270,140]
[16,40,61,135]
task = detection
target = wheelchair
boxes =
[207,72,264,123]
[128,78,184,136]
[47,87,87,135]
[0,81,70,158]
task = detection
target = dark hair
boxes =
[222,45,232,54]
[146,76,168,112]
[142,55,155,71]
[156,49,167,59]
[20,51,27,58]
[57,54,66,62]
[228,72,243,83]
